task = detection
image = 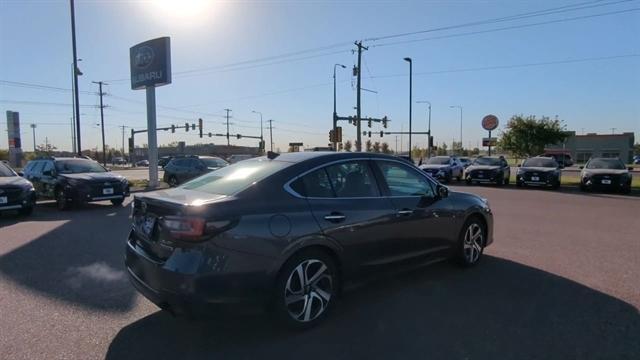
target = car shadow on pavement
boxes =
[0,200,136,312]
[106,256,639,360]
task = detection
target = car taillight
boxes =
[161,216,206,241]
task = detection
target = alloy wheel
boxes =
[463,223,484,264]
[284,259,333,323]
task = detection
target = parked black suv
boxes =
[464,156,510,185]
[163,155,229,186]
[0,161,36,216]
[516,156,562,189]
[23,157,130,210]
[580,157,632,194]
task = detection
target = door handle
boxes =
[324,213,346,222]
[397,209,414,216]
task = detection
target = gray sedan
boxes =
[125,152,494,328]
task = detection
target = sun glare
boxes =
[154,0,213,19]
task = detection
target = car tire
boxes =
[579,184,587,192]
[56,188,70,211]
[620,186,631,195]
[465,177,472,185]
[111,198,125,206]
[456,217,486,267]
[456,172,462,181]
[168,175,179,187]
[274,249,338,329]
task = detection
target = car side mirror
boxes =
[437,185,449,199]
[579,166,584,169]
[18,171,24,177]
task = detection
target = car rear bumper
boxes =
[125,230,275,314]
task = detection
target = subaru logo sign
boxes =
[133,46,154,69]
[130,37,171,90]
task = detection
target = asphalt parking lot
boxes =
[1,185,638,360]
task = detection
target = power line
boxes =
[366,0,636,42]
[0,80,96,95]
[0,99,97,108]
[370,54,640,79]
[372,8,640,48]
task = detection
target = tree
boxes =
[498,115,568,158]
[471,147,480,156]
[381,142,391,154]
[365,140,372,152]
[634,143,640,155]
[36,143,57,153]
[372,141,381,153]
[344,140,352,152]
[436,143,448,156]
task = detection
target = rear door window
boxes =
[30,161,45,175]
[290,168,334,198]
[324,161,379,198]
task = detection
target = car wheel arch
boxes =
[272,241,344,291]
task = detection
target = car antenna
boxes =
[267,151,280,160]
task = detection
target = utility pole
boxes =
[450,105,463,154]
[93,81,107,166]
[70,117,76,153]
[267,119,274,152]
[395,135,398,154]
[69,0,82,156]
[354,41,368,152]
[224,108,232,146]
[404,57,412,160]
[252,110,264,153]
[333,63,346,151]
[417,100,431,158]
[610,128,616,135]
[30,124,37,152]
[119,125,127,156]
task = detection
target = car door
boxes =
[372,159,454,257]
[26,161,45,196]
[292,160,398,273]
[40,161,58,198]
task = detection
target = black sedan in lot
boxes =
[580,157,632,194]
[23,157,130,210]
[126,152,493,328]
[515,157,562,189]
[464,156,510,185]
[0,161,36,216]
[418,156,463,183]
[163,155,229,186]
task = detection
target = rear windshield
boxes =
[201,157,228,168]
[426,157,450,165]
[523,158,558,168]
[473,157,502,166]
[55,159,107,174]
[586,158,625,170]
[0,162,17,177]
[180,158,290,195]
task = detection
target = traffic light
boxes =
[329,129,335,143]
[382,116,388,128]
[191,123,196,131]
[198,118,203,138]
[171,125,175,133]
[379,131,384,137]
[185,122,189,132]
[367,131,371,138]
[336,126,342,143]
[368,120,372,128]
[236,134,242,139]
[208,132,212,137]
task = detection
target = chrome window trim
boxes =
[283,157,440,200]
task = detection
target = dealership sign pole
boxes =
[481,114,499,156]
[130,37,171,188]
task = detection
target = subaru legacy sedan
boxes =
[125,152,493,328]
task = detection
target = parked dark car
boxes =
[162,155,229,187]
[515,156,561,189]
[22,157,130,210]
[158,156,173,168]
[0,161,36,216]
[125,152,493,328]
[464,156,511,186]
[418,156,463,183]
[135,160,149,167]
[633,155,640,165]
[580,157,632,194]
[543,152,574,167]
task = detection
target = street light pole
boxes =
[252,110,263,153]
[69,0,82,156]
[30,124,37,152]
[417,100,431,158]
[404,57,412,161]
[333,63,346,151]
[450,105,463,154]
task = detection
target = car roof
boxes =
[264,151,403,163]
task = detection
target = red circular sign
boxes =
[482,115,499,131]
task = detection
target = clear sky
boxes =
[1,0,639,153]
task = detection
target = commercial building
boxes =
[546,131,635,164]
